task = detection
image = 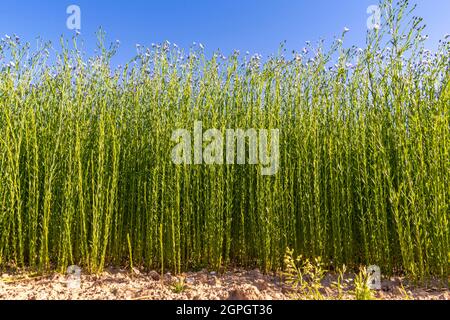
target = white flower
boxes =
[302,48,308,54]
[337,39,343,44]
[9,61,15,67]
[199,43,204,50]
[373,24,380,30]
[5,34,10,40]
[344,27,350,33]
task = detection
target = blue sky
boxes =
[1,0,449,65]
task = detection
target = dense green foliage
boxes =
[0,0,448,279]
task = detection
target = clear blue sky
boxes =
[1,0,449,65]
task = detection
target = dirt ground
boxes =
[0,268,448,300]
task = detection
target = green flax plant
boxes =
[0,0,448,281]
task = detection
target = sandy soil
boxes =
[0,268,448,300]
